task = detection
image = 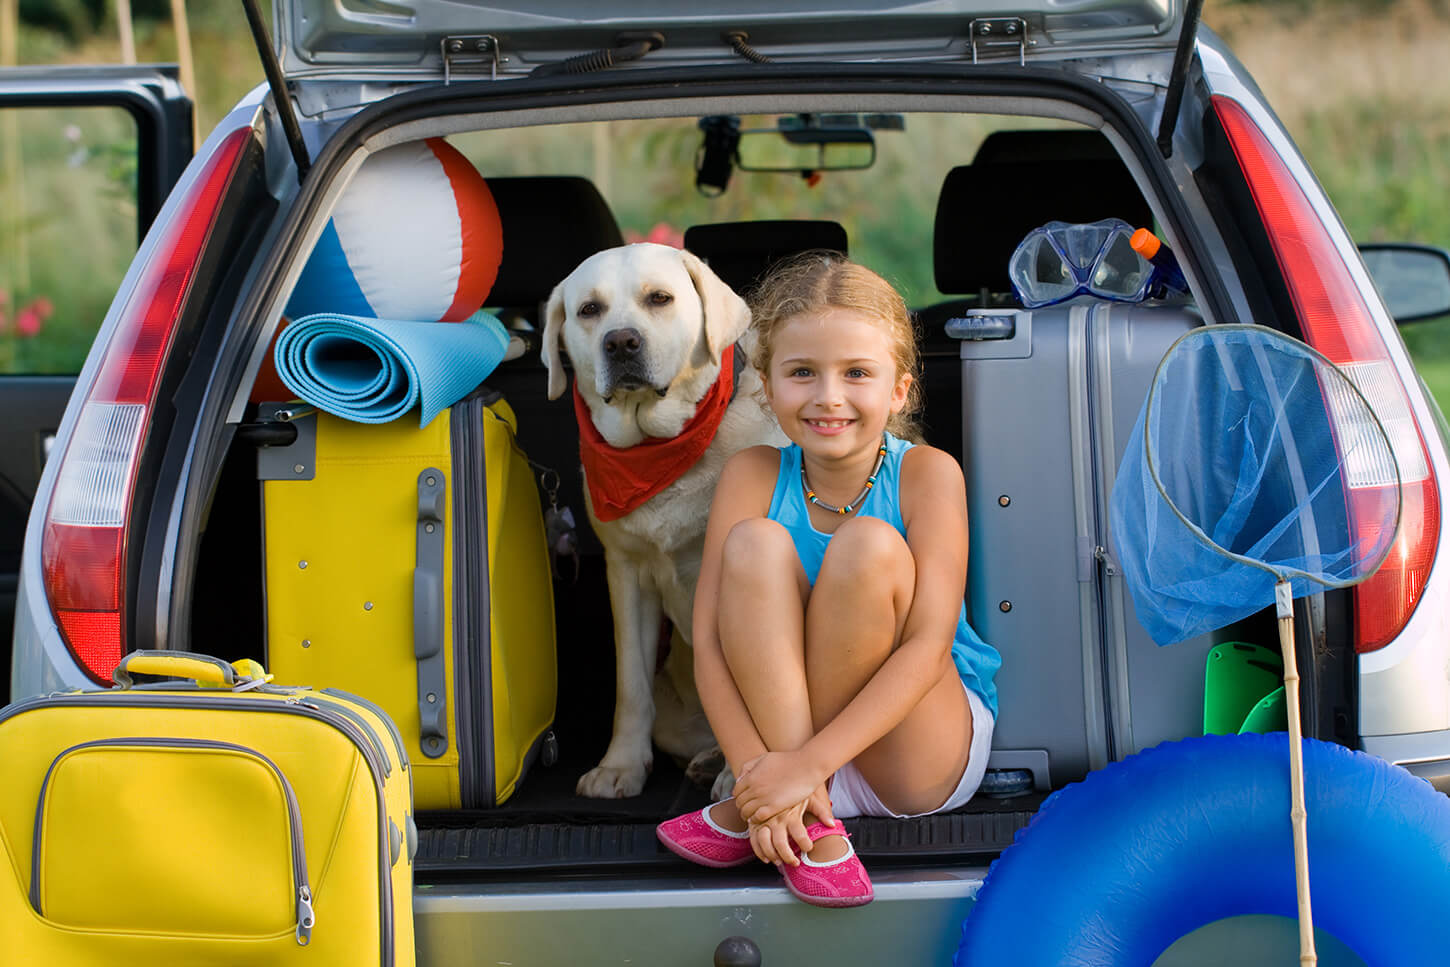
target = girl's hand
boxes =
[747,800,811,866]
[733,750,828,826]
[746,783,838,866]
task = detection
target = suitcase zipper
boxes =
[306,692,394,778]
[31,736,315,946]
[452,392,496,806]
[8,693,397,965]
[1080,306,1119,763]
[321,687,411,772]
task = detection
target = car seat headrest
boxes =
[486,176,625,308]
[971,129,1123,166]
[934,131,1153,297]
[683,220,849,296]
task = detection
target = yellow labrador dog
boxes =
[544,242,784,799]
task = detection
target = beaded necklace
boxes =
[800,434,889,516]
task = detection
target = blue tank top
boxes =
[765,433,1000,717]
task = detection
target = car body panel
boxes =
[10,96,263,701]
[414,868,983,964]
[275,0,1188,80]
[0,65,193,695]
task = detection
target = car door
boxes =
[0,65,192,688]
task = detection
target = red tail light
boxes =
[41,126,254,684]
[1213,95,1440,653]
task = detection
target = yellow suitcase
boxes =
[261,388,557,809]
[0,651,415,966]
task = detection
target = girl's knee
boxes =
[721,517,797,579]
[820,517,912,580]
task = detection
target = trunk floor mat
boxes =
[415,794,1043,876]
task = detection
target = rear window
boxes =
[450,113,1087,308]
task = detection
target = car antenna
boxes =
[1156,0,1205,160]
[240,0,312,183]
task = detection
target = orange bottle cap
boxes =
[1130,228,1161,259]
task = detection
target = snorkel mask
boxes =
[1008,218,1158,308]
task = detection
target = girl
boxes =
[656,254,1001,908]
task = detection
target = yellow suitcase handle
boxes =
[112,651,271,690]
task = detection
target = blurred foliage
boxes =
[0,106,139,372]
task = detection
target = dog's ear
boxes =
[680,249,750,366]
[541,282,569,400]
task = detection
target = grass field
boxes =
[4,0,1450,402]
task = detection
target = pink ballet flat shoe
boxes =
[656,801,755,868]
[777,821,874,908]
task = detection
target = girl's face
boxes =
[764,307,911,459]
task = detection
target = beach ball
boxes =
[285,137,503,322]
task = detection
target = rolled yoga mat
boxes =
[274,310,510,427]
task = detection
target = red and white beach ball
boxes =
[285,137,503,322]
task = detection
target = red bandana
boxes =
[574,345,737,522]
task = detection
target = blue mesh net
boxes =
[1110,325,1401,646]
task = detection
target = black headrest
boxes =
[934,133,1153,296]
[684,220,848,296]
[485,176,625,307]
[972,129,1122,165]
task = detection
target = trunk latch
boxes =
[442,34,502,83]
[968,17,1028,65]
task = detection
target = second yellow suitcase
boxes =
[261,387,558,809]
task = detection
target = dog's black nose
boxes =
[603,328,643,360]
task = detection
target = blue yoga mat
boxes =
[274,310,510,427]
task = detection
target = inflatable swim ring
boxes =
[955,733,1450,966]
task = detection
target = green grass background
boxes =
[3,0,1449,405]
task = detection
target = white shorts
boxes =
[828,680,995,820]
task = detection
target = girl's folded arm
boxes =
[797,445,969,779]
[692,446,780,776]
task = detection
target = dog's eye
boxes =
[647,291,674,307]
[579,301,602,317]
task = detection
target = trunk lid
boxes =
[272,0,1193,81]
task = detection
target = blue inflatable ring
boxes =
[956,733,1450,965]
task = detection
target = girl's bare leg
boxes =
[805,517,974,828]
[709,518,812,834]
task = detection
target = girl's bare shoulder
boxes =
[722,444,783,484]
[900,442,965,492]
[714,445,784,515]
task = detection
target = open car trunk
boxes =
[181,59,1330,897]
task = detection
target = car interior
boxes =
[186,108,1291,877]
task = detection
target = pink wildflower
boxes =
[15,307,41,337]
[644,222,684,248]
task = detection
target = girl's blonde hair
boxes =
[748,251,924,442]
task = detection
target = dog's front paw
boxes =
[709,763,735,803]
[684,744,726,789]
[576,762,650,799]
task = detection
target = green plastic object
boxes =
[1203,641,1283,735]
[1239,686,1289,734]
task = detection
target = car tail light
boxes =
[41,126,254,684]
[1212,95,1440,653]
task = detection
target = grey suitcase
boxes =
[956,301,1214,787]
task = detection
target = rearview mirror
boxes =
[736,123,875,172]
[1360,244,1450,325]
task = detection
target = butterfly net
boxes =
[1111,324,1402,646]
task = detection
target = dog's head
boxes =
[542,243,750,407]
